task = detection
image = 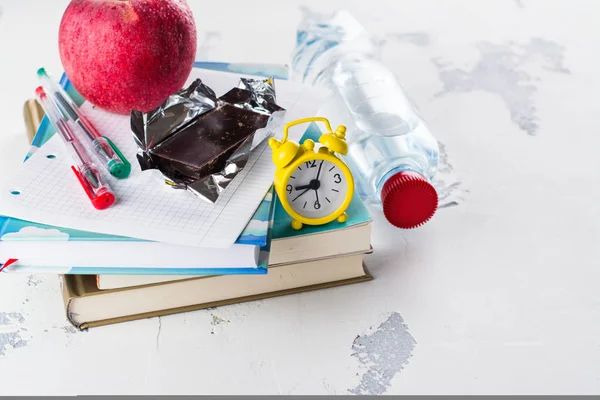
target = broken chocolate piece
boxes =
[149,101,271,183]
[130,77,285,203]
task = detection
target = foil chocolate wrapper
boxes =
[131,77,285,203]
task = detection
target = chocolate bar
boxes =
[131,77,285,203]
[149,94,271,183]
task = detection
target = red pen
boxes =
[35,86,115,210]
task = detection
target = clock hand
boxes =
[292,188,311,202]
[314,188,320,206]
[315,160,324,180]
[294,184,311,191]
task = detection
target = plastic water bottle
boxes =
[290,9,440,229]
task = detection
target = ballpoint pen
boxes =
[35,86,116,210]
[37,68,131,179]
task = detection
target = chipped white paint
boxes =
[349,312,416,395]
[434,39,570,135]
[1,0,600,395]
[0,312,28,357]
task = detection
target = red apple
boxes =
[58,0,197,114]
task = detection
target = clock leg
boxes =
[337,212,348,223]
[291,220,303,230]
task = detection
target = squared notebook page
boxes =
[0,69,328,248]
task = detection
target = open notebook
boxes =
[0,68,328,249]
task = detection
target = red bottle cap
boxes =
[381,171,438,229]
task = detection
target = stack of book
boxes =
[1,62,373,330]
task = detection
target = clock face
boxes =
[285,158,348,219]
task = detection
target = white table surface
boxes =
[1,0,599,395]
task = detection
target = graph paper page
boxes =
[0,69,328,248]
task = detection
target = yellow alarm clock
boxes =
[268,117,354,230]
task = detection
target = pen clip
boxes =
[103,136,131,178]
[71,166,115,210]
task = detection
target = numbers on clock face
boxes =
[285,158,347,219]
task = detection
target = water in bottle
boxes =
[291,9,440,229]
